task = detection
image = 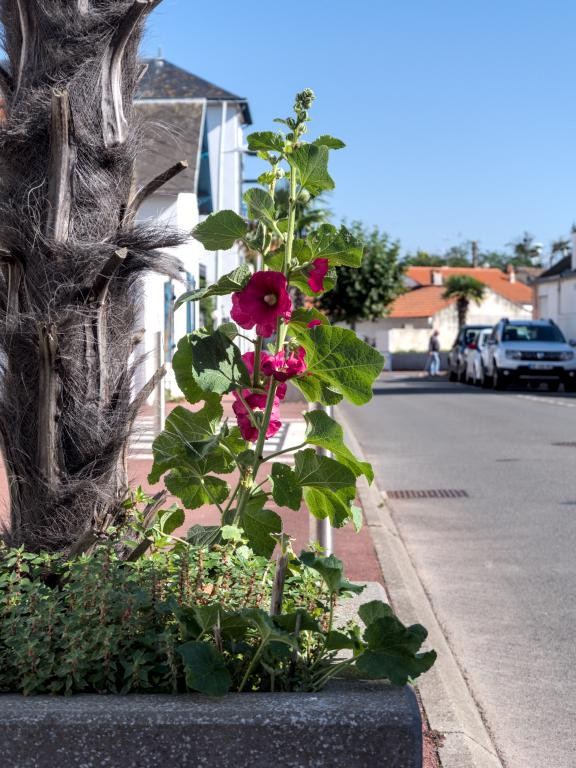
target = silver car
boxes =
[483,319,576,391]
[464,328,493,385]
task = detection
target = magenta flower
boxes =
[231,271,292,338]
[307,258,329,293]
[232,390,282,442]
[307,319,322,328]
[262,347,307,382]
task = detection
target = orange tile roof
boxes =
[406,266,533,305]
[388,286,455,318]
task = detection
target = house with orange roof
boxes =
[355,266,533,355]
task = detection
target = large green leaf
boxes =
[356,616,437,686]
[186,524,222,548]
[178,641,231,696]
[294,449,357,493]
[240,608,297,648]
[292,374,344,406]
[304,410,374,483]
[306,224,363,267]
[312,135,346,150]
[172,330,250,403]
[299,551,364,596]
[243,188,276,227]
[240,502,282,558]
[191,210,248,251]
[357,600,395,626]
[175,265,251,309]
[288,144,334,196]
[287,307,329,334]
[294,326,384,405]
[302,487,353,528]
[165,470,229,511]
[148,402,224,484]
[270,463,302,511]
[247,131,285,154]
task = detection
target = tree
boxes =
[317,223,405,328]
[507,232,542,266]
[442,275,486,329]
[0,0,181,552]
[404,244,470,268]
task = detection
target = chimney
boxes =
[571,226,576,271]
[431,270,443,286]
[507,264,516,283]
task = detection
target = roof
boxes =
[537,255,576,281]
[387,286,454,318]
[136,58,252,124]
[134,101,204,194]
[406,266,533,306]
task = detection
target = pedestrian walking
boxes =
[427,330,441,376]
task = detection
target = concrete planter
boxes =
[0,681,421,768]
[0,584,422,767]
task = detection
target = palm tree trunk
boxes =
[0,0,183,552]
[457,298,469,329]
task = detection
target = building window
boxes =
[197,127,213,215]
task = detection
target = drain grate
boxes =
[551,442,576,447]
[386,489,469,499]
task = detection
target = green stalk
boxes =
[284,162,298,278]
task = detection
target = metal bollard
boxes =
[310,402,333,556]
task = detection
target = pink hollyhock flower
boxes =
[231,271,292,338]
[307,319,322,328]
[232,390,282,442]
[262,347,307,382]
[307,258,329,293]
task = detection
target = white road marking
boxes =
[516,394,576,409]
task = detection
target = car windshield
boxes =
[502,324,566,343]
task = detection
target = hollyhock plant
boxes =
[231,271,292,337]
[261,347,307,382]
[308,258,329,293]
[232,390,282,442]
[307,319,322,328]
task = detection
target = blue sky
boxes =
[145,0,576,257]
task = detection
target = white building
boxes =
[535,232,576,341]
[356,266,534,354]
[132,58,252,395]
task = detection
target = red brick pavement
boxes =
[0,398,383,584]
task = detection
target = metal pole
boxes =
[311,402,333,556]
[154,330,165,436]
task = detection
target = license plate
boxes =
[530,364,553,370]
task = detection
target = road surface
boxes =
[344,374,576,768]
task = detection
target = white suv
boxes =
[484,319,576,392]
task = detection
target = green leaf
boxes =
[358,600,395,627]
[175,265,251,309]
[306,224,363,267]
[240,608,297,648]
[191,210,247,251]
[247,131,285,153]
[243,188,276,227]
[294,449,357,493]
[186,524,221,548]
[294,326,384,405]
[287,307,329,334]
[240,504,282,559]
[325,630,358,651]
[356,616,437,686]
[312,135,346,150]
[273,610,321,634]
[270,464,302,511]
[148,402,224,483]
[299,551,364,595]
[221,525,243,542]
[172,330,250,402]
[350,504,363,533]
[156,507,185,536]
[292,374,344,406]
[165,470,229,511]
[217,322,238,340]
[288,144,334,196]
[177,641,231,696]
[304,410,374,483]
[303,487,353,528]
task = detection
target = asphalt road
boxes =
[343,374,576,768]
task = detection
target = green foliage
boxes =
[316,223,406,325]
[0,543,435,696]
[175,265,252,309]
[442,274,486,328]
[191,210,248,251]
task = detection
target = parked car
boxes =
[464,327,493,385]
[483,318,576,391]
[447,325,492,382]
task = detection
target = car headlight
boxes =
[560,351,575,361]
[505,350,522,359]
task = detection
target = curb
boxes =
[338,407,505,768]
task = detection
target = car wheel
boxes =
[493,367,507,391]
[448,368,457,382]
[548,381,560,392]
[565,381,576,393]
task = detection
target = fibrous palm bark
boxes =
[0,0,185,551]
